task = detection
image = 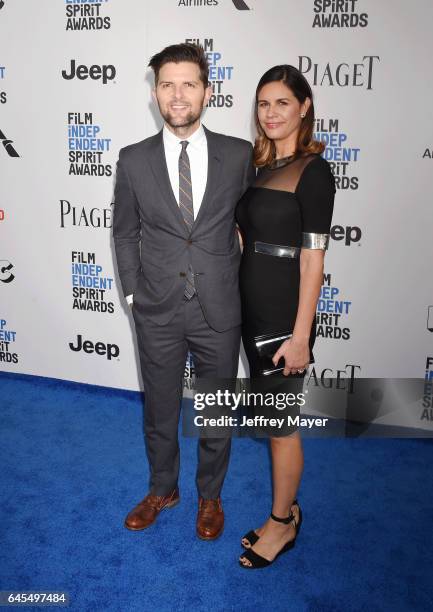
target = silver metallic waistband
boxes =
[254,233,330,258]
[254,241,300,258]
[302,232,330,250]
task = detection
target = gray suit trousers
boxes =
[132,293,241,499]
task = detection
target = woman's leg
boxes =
[239,332,304,563]
[239,353,305,565]
[271,431,303,517]
[239,433,303,566]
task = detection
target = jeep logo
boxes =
[69,334,119,360]
[62,60,116,84]
[330,224,362,246]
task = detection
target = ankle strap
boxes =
[270,511,295,524]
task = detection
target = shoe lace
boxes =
[201,499,219,517]
[144,494,163,509]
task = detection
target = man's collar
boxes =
[162,122,206,150]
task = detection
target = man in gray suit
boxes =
[113,43,254,539]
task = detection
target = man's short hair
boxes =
[148,43,209,87]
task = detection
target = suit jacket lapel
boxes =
[148,130,189,235]
[192,126,222,231]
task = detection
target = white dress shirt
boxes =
[126,122,208,305]
[163,122,208,214]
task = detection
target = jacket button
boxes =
[179,272,186,277]
[187,239,193,245]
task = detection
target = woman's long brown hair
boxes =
[254,65,324,168]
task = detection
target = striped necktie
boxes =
[179,140,195,299]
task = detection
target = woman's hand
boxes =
[272,337,310,376]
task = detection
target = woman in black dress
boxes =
[236,65,335,569]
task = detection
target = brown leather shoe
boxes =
[196,497,224,540]
[124,488,179,531]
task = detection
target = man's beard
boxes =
[159,100,204,129]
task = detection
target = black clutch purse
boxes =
[254,331,313,376]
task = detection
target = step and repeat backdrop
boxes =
[1,1,433,422]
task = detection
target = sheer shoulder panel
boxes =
[254,154,318,193]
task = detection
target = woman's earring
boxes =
[300,113,306,118]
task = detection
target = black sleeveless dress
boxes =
[236,153,335,379]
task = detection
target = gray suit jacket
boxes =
[113,125,255,332]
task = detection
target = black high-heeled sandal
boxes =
[240,499,300,549]
[239,507,302,570]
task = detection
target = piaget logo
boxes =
[306,363,361,394]
[59,199,113,229]
[298,55,379,89]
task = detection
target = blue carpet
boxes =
[0,371,432,612]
